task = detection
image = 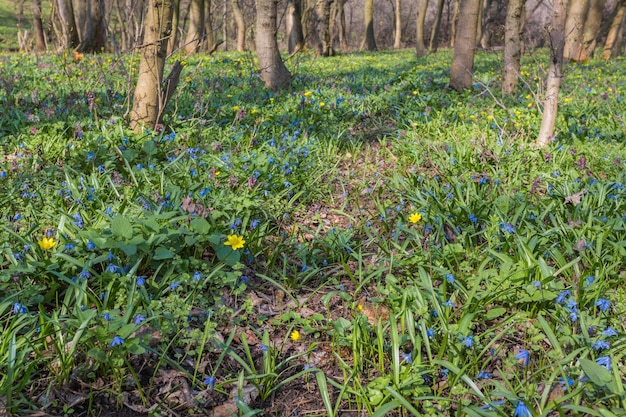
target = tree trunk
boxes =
[450,0,460,47]
[256,0,292,90]
[602,0,626,60]
[57,0,80,49]
[360,0,376,50]
[184,0,204,54]
[415,0,428,56]
[394,0,402,48]
[167,0,180,54]
[564,0,590,61]
[316,0,333,55]
[479,0,494,48]
[429,0,445,51]
[336,0,348,52]
[32,0,46,52]
[502,0,524,94]
[581,0,605,58]
[449,0,481,90]
[204,0,216,51]
[536,0,567,147]
[130,0,174,132]
[287,0,304,53]
[231,0,246,51]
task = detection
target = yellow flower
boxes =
[357,304,363,311]
[303,91,312,97]
[37,237,56,250]
[409,212,422,224]
[224,234,245,250]
[232,105,240,111]
[290,330,301,341]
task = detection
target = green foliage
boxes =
[0,49,625,415]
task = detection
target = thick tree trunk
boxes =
[502,0,524,94]
[450,0,481,90]
[32,0,46,52]
[256,0,292,90]
[167,0,180,54]
[287,0,304,53]
[602,0,626,60]
[184,0,204,54]
[581,0,605,58]
[57,0,80,49]
[232,0,246,51]
[479,0,494,48]
[429,0,445,51]
[415,0,428,56]
[536,0,567,147]
[360,0,376,50]
[130,0,174,132]
[316,0,333,55]
[564,0,590,61]
[336,0,348,52]
[204,0,217,51]
[92,0,107,52]
[394,0,402,48]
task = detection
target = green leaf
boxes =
[153,247,174,260]
[579,358,614,389]
[88,347,107,363]
[111,215,133,240]
[190,217,211,234]
[484,307,506,320]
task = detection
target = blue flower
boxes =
[595,298,611,312]
[259,344,269,353]
[73,213,84,228]
[596,356,611,370]
[468,213,477,223]
[79,269,91,279]
[110,336,125,346]
[136,276,146,286]
[170,282,180,290]
[401,352,412,364]
[442,300,456,309]
[250,219,260,229]
[446,273,455,284]
[204,376,215,391]
[461,335,474,348]
[193,272,202,282]
[515,350,530,367]
[13,302,27,314]
[477,370,492,379]
[560,377,574,390]
[102,313,112,322]
[601,327,618,337]
[593,340,610,351]
[427,328,435,338]
[514,400,532,417]
[555,290,571,304]
[585,276,595,287]
[499,222,516,233]
[134,314,146,325]
[86,241,96,251]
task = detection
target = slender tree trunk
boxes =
[450,0,460,47]
[394,0,402,48]
[450,0,481,90]
[287,0,304,53]
[536,0,567,147]
[231,0,246,51]
[360,0,376,50]
[479,0,494,48]
[429,0,445,51]
[184,0,204,54]
[502,0,524,94]
[256,0,292,90]
[130,0,174,132]
[114,0,127,51]
[564,0,590,61]
[57,0,80,49]
[415,0,428,56]
[167,0,180,54]
[602,0,626,60]
[316,0,333,55]
[581,0,605,59]
[336,0,347,52]
[204,0,216,51]
[32,0,46,51]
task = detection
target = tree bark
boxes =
[231,0,246,51]
[256,0,292,90]
[336,0,348,52]
[450,0,481,90]
[287,0,304,53]
[167,0,180,54]
[415,0,429,56]
[130,0,174,132]
[184,0,204,54]
[502,0,524,94]
[602,0,626,60]
[360,0,376,50]
[563,0,590,61]
[581,0,605,58]
[203,0,217,52]
[450,0,460,47]
[429,0,445,51]
[57,0,80,50]
[32,0,46,52]
[394,0,402,48]
[316,0,333,55]
[536,0,567,147]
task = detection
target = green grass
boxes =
[0,0,34,51]
[0,48,625,416]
